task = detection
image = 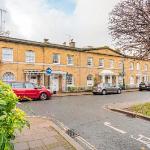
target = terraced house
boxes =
[0,36,149,92]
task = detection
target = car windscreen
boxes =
[11,83,24,88]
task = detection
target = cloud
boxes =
[0,0,121,47]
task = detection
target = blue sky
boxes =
[46,0,76,14]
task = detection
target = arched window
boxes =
[87,75,94,86]
[2,72,15,82]
[67,74,74,86]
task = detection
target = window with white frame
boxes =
[2,72,15,82]
[87,57,93,66]
[130,62,134,70]
[145,64,148,71]
[119,61,123,69]
[99,59,104,67]
[67,55,73,65]
[137,63,140,71]
[87,74,94,86]
[53,54,60,64]
[109,60,114,69]
[67,74,74,86]
[2,48,13,62]
[25,50,35,63]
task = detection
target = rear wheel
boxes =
[117,89,121,94]
[39,93,48,100]
[102,90,107,95]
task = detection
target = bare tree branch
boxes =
[109,0,150,58]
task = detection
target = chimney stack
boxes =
[63,42,66,46]
[69,39,75,48]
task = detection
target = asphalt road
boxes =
[18,91,150,150]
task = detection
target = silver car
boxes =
[93,83,121,95]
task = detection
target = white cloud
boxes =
[0,0,121,47]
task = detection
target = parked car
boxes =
[6,82,52,100]
[139,82,150,91]
[93,83,121,95]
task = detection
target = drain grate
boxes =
[66,129,79,138]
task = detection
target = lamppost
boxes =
[122,58,126,90]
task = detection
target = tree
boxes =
[109,0,150,58]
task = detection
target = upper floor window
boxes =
[87,57,93,66]
[67,55,73,65]
[145,64,148,71]
[119,61,123,69]
[2,48,13,62]
[26,50,35,63]
[53,54,60,64]
[109,60,114,69]
[99,59,104,68]
[137,63,140,71]
[130,62,134,70]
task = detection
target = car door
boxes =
[11,82,26,99]
[25,83,39,99]
[105,83,112,93]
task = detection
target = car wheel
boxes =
[40,93,48,100]
[117,89,121,94]
[102,90,107,95]
[139,88,142,91]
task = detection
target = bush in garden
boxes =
[0,81,29,150]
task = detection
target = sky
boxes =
[0,0,121,48]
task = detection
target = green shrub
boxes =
[0,81,29,150]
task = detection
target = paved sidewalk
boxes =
[53,89,138,97]
[13,117,81,150]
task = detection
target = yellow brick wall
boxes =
[0,40,150,89]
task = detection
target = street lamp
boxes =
[122,58,126,90]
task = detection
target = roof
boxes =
[0,36,149,61]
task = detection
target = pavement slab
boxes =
[13,117,77,150]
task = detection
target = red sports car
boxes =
[6,82,52,100]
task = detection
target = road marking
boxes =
[131,134,150,148]
[104,122,127,134]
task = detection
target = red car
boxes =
[6,82,52,100]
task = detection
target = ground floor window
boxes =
[87,74,94,86]
[2,72,15,82]
[130,76,134,85]
[67,74,74,86]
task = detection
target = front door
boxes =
[53,77,59,92]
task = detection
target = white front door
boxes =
[53,77,59,91]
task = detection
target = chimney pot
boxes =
[44,38,49,43]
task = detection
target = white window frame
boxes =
[87,75,94,87]
[130,62,134,70]
[67,55,73,65]
[53,54,60,64]
[137,63,140,71]
[109,60,114,69]
[87,57,93,66]
[2,72,15,82]
[99,59,104,68]
[119,61,123,69]
[145,64,148,71]
[67,74,74,86]
[2,48,13,62]
[25,50,35,63]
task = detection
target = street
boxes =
[18,91,150,150]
